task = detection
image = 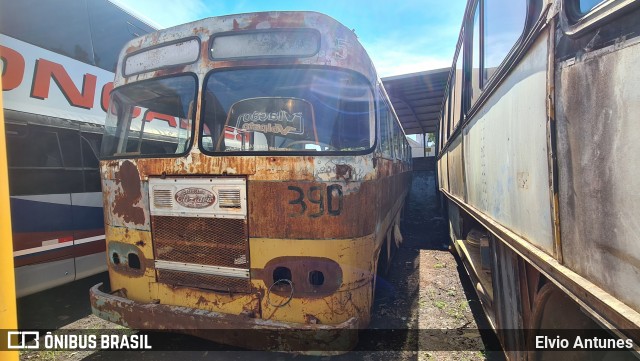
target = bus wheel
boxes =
[530,283,635,361]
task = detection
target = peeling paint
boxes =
[96,10,412,351]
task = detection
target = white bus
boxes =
[1,0,154,297]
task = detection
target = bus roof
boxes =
[114,11,378,87]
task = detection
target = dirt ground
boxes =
[364,170,503,361]
[17,170,503,361]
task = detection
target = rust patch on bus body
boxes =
[90,283,358,352]
[113,11,377,92]
[135,154,257,178]
[153,64,190,78]
[335,164,353,181]
[254,256,343,298]
[247,180,377,239]
[107,241,147,277]
[231,12,306,31]
[112,161,145,225]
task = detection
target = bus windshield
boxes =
[101,75,196,158]
[200,68,374,153]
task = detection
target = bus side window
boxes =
[5,124,88,195]
[393,122,401,160]
[81,133,101,169]
[58,128,82,168]
[81,132,102,192]
[470,2,481,106]
[441,66,453,148]
[451,47,464,133]
[379,98,392,158]
[483,0,527,84]
[6,125,63,168]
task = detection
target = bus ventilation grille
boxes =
[218,189,242,208]
[152,189,173,208]
[151,215,251,292]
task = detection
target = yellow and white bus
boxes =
[90,11,411,351]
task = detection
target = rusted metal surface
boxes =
[90,282,359,352]
[95,10,413,350]
[152,215,251,292]
[442,190,640,335]
[335,164,353,181]
[248,180,375,239]
[114,12,377,89]
[545,16,563,263]
[255,256,343,297]
[113,161,145,224]
[152,216,248,268]
[100,152,409,330]
[107,241,147,277]
[248,235,377,303]
[102,160,150,230]
[157,271,251,293]
[437,0,640,355]
[101,151,408,293]
[103,156,258,182]
[555,34,640,313]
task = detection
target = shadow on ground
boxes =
[17,272,109,330]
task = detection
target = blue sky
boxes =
[112,0,467,77]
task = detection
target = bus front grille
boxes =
[156,269,251,293]
[151,215,251,292]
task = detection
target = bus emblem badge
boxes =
[175,188,216,208]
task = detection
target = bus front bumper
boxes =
[89,282,359,353]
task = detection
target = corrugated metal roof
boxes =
[382,67,450,135]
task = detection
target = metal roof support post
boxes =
[423,133,427,158]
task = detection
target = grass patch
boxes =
[446,308,465,320]
[434,300,446,309]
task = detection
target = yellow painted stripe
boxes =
[0,74,19,360]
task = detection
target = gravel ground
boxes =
[361,170,503,361]
[17,170,504,361]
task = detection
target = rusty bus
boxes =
[437,0,639,359]
[89,11,412,351]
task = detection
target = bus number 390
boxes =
[287,184,343,218]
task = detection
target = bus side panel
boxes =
[556,37,640,313]
[448,136,465,200]
[14,259,76,298]
[463,31,553,254]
